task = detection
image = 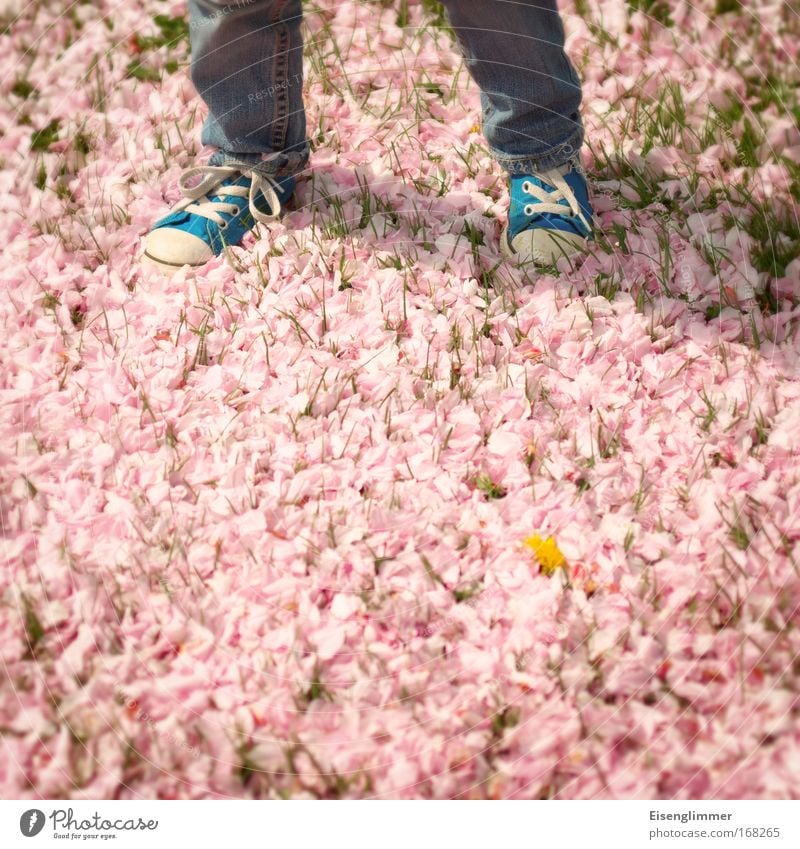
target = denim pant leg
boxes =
[188,0,309,177]
[438,0,584,174]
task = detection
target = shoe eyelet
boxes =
[218,220,229,231]
[521,180,532,194]
[524,204,535,216]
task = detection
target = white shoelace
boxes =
[521,167,591,233]
[173,164,288,229]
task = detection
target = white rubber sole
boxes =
[140,227,219,274]
[500,224,589,266]
[140,251,206,274]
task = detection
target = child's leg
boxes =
[143,1,307,270]
[438,0,584,175]
[189,0,308,177]
[438,0,591,264]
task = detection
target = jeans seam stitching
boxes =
[269,0,291,154]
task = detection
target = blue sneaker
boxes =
[142,163,295,271]
[501,161,593,266]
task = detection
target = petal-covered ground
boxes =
[2,0,800,799]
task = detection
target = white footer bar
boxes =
[2,800,797,849]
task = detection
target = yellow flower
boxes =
[524,534,567,576]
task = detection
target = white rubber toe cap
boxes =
[501,225,588,265]
[142,228,214,271]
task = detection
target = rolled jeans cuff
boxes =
[491,132,585,175]
[208,147,309,179]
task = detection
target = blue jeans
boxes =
[189,0,584,178]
